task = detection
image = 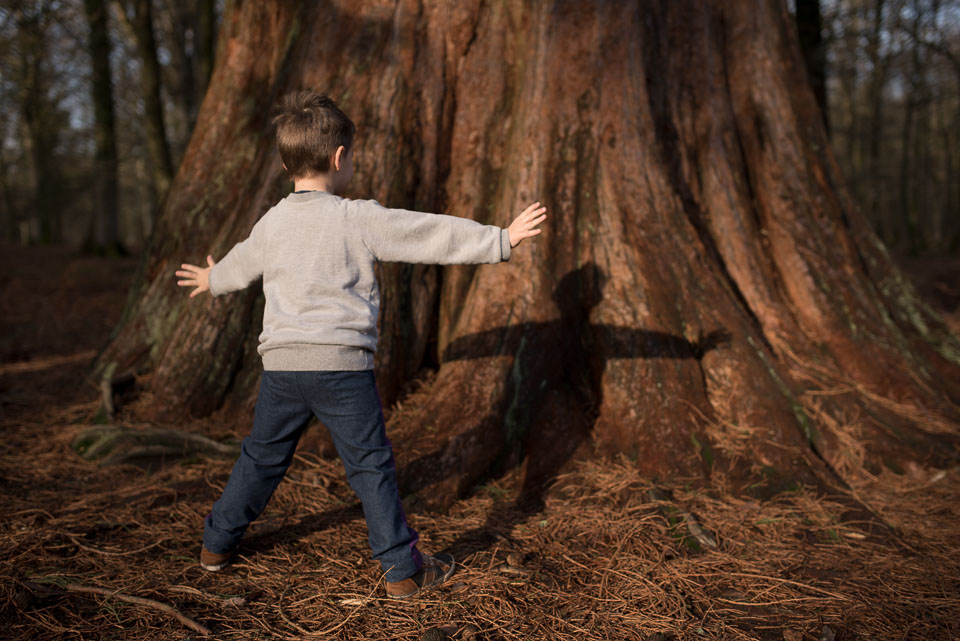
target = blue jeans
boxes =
[203,370,422,581]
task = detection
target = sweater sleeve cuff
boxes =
[500,228,512,262]
[208,265,223,297]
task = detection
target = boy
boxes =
[175,91,547,599]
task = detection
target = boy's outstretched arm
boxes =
[175,220,265,297]
[350,199,547,265]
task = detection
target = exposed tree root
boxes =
[71,424,240,466]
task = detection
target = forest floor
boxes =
[1,244,959,641]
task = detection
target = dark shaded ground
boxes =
[1,244,959,640]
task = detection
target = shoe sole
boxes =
[200,560,230,571]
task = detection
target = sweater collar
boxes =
[285,190,340,204]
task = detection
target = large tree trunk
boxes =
[93,0,960,508]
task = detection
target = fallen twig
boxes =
[25,580,211,636]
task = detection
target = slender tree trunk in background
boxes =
[953,75,960,253]
[19,56,45,243]
[84,0,122,254]
[161,0,197,158]
[0,136,14,243]
[947,126,958,252]
[93,1,960,509]
[898,76,915,251]
[927,0,944,250]
[115,0,174,204]
[866,0,889,242]
[899,1,921,254]
[794,0,828,133]
[908,63,927,255]
[195,0,217,110]
[910,26,931,255]
[15,6,58,244]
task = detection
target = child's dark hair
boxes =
[272,91,356,178]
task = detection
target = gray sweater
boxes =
[208,190,512,370]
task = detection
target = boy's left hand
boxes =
[176,255,216,298]
[507,202,548,248]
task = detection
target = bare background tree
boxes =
[816,0,960,254]
[84,0,119,254]
[0,0,222,251]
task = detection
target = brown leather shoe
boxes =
[385,553,456,599]
[200,545,233,571]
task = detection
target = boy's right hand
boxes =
[507,202,548,248]
[175,255,216,298]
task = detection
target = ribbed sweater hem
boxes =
[260,345,374,371]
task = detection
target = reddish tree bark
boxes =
[93,0,960,507]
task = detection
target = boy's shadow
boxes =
[244,263,730,560]
[409,262,731,559]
